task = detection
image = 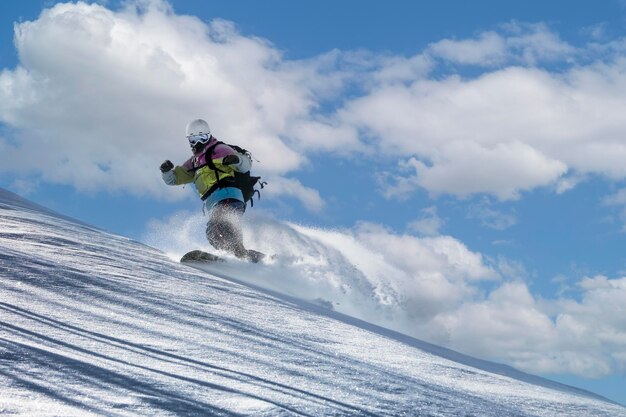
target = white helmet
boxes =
[185,119,211,152]
[185,118,211,137]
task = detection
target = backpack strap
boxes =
[191,141,221,172]
[203,141,226,175]
[199,141,241,201]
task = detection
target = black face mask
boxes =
[192,141,206,154]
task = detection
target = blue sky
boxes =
[2,0,626,405]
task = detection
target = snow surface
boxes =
[0,187,624,416]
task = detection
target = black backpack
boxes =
[201,141,266,207]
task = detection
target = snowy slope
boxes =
[0,188,624,417]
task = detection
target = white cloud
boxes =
[0,0,328,202]
[432,282,558,361]
[555,174,586,194]
[407,206,444,236]
[379,141,566,201]
[414,141,567,200]
[427,22,575,67]
[602,188,626,230]
[581,23,609,42]
[2,2,626,205]
[418,274,626,377]
[467,197,518,230]
[285,118,360,153]
[501,22,576,65]
[262,176,325,213]
[339,58,626,199]
[604,188,626,206]
[372,54,433,84]
[428,31,507,66]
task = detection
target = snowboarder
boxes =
[160,119,264,263]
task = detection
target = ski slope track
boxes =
[0,188,624,417]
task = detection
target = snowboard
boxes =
[180,250,223,263]
[180,249,266,264]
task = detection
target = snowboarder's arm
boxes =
[160,159,194,185]
[171,166,195,184]
[214,144,252,173]
[231,151,252,173]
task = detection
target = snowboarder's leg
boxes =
[206,199,248,258]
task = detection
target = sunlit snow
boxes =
[0,188,624,416]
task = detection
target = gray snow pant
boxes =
[206,199,247,258]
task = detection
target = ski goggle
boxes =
[187,133,210,147]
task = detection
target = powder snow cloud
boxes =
[145,212,626,378]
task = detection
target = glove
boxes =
[222,155,240,166]
[160,160,174,173]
